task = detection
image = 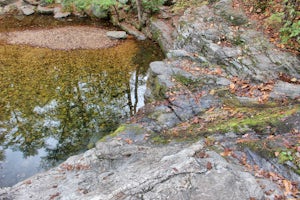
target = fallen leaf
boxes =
[209,89,215,95]
[206,162,213,170]
[24,180,32,185]
[172,167,179,172]
[191,117,200,124]
[249,6,254,12]
[291,77,297,82]
[241,84,249,89]
[196,151,209,158]
[214,68,223,75]
[265,190,274,195]
[283,179,292,195]
[50,192,60,200]
[206,107,215,113]
[220,148,232,157]
[124,138,133,144]
[229,83,235,91]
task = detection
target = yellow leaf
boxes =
[283,179,292,195]
[291,78,297,82]
[209,89,215,95]
[230,83,235,90]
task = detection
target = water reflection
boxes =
[0,39,164,186]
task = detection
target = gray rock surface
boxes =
[106,31,127,39]
[0,139,265,200]
[37,5,54,14]
[20,5,34,15]
[174,3,300,82]
[150,18,175,53]
[120,23,147,40]
[53,6,70,19]
[270,81,300,100]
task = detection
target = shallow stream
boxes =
[0,15,164,187]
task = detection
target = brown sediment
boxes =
[0,26,120,50]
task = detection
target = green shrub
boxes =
[41,0,54,5]
[93,0,117,10]
[61,0,118,11]
[280,15,300,44]
[142,0,165,13]
[266,12,284,29]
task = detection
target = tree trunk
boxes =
[136,0,143,29]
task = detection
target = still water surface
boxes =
[0,15,164,187]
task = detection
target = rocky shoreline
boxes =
[1,0,300,199]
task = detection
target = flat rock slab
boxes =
[0,26,120,50]
[0,140,264,200]
[106,31,127,39]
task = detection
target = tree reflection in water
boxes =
[0,39,163,185]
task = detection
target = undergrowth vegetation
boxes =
[242,0,299,52]
[61,0,165,14]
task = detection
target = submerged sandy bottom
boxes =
[0,26,120,50]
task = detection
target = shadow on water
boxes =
[0,15,164,187]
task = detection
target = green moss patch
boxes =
[173,74,203,90]
[206,105,299,134]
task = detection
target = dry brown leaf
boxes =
[241,84,249,89]
[283,179,292,195]
[191,117,200,124]
[196,151,209,158]
[214,68,223,75]
[206,162,213,170]
[220,148,232,157]
[206,107,215,113]
[124,138,133,144]
[230,83,235,91]
[24,180,32,185]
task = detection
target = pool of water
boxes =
[0,15,164,187]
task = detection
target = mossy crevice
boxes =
[98,124,148,142]
[146,76,167,102]
[160,103,299,142]
[205,105,299,134]
[173,74,204,90]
